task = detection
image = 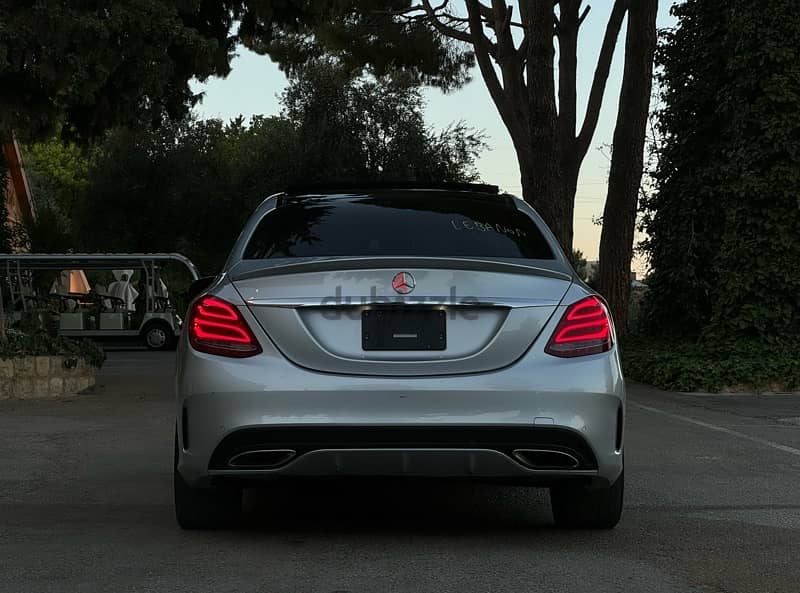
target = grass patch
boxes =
[0,330,106,368]
[620,336,800,393]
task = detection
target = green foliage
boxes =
[0,330,106,368]
[14,139,96,252]
[281,61,485,183]
[640,0,800,344]
[25,63,486,274]
[0,0,234,142]
[622,336,800,393]
[0,1,471,144]
[24,140,94,199]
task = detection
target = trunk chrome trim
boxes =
[243,296,561,309]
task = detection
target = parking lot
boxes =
[1,351,799,592]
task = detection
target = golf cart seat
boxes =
[91,291,129,329]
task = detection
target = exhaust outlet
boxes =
[512,449,580,469]
[228,449,296,468]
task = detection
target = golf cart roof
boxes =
[0,253,201,280]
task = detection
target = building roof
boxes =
[2,135,36,228]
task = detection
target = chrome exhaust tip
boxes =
[228,449,296,469]
[511,449,580,470]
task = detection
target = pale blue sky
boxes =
[192,2,678,268]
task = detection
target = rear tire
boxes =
[550,469,624,529]
[174,437,241,530]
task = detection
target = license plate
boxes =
[362,308,446,351]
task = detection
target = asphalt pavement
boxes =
[1,351,799,593]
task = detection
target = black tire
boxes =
[174,437,242,530]
[550,470,624,529]
[143,321,176,351]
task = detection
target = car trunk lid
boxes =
[231,258,572,376]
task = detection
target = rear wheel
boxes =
[550,469,624,529]
[174,437,241,530]
[143,321,176,351]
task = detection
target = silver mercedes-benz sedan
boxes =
[174,183,625,530]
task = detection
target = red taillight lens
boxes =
[544,296,614,358]
[188,296,262,358]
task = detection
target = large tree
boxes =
[640,0,800,343]
[397,0,657,333]
[396,1,621,246]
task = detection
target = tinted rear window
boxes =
[243,193,554,260]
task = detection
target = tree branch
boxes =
[578,5,591,27]
[420,0,475,43]
[373,4,426,16]
[476,1,494,21]
[489,1,528,126]
[437,5,524,29]
[576,0,627,159]
[518,36,529,60]
[558,0,579,154]
[463,0,521,139]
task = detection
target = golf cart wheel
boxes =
[142,321,176,351]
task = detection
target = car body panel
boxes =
[176,189,625,490]
[232,266,572,375]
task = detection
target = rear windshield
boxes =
[243,193,555,260]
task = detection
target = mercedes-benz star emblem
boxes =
[391,272,415,295]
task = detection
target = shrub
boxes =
[621,336,800,393]
[0,330,106,368]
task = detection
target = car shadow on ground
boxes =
[235,479,558,534]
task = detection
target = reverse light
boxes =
[544,295,614,358]
[188,296,262,358]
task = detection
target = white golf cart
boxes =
[0,253,200,350]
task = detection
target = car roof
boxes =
[284,181,502,195]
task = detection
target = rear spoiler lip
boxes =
[227,256,574,282]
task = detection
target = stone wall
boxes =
[0,356,96,399]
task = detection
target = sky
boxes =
[192,2,679,271]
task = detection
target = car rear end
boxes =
[174,185,625,529]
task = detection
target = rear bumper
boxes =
[202,425,600,484]
[176,341,625,487]
[208,448,601,485]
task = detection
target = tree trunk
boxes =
[597,0,658,336]
[519,0,571,252]
[520,146,571,251]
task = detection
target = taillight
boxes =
[187,296,262,358]
[544,296,614,358]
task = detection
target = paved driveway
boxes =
[1,351,799,592]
